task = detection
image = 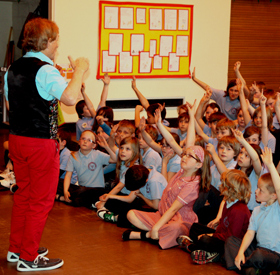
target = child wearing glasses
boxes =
[121,103,211,249]
[62,130,117,207]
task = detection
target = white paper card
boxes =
[150,40,156,57]
[178,9,189,31]
[176,36,188,56]
[159,36,173,57]
[102,51,116,72]
[164,9,177,30]
[169,53,179,72]
[120,7,133,29]
[119,52,133,73]
[131,34,144,56]
[153,55,162,69]
[104,6,118,29]
[150,9,162,30]
[136,8,146,23]
[109,33,123,56]
[139,52,152,73]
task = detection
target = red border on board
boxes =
[97,1,193,79]
[136,7,146,24]
[120,7,134,30]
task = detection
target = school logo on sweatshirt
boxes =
[88,162,97,171]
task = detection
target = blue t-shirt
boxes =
[248,201,280,253]
[4,51,67,102]
[76,117,95,141]
[66,149,110,188]
[60,147,78,184]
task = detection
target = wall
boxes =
[228,0,280,91]
[52,0,232,122]
[0,2,13,67]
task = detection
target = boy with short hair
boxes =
[228,147,280,274]
[63,130,117,207]
[97,164,167,228]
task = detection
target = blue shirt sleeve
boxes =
[100,123,112,136]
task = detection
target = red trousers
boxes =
[9,134,59,261]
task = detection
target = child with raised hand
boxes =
[96,138,167,227]
[138,116,181,182]
[95,137,141,211]
[132,76,168,128]
[227,147,280,274]
[192,67,242,120]
[232,128,266,211]
[178,169,251,266]
[239,80,275,152]
[122,102,212,249]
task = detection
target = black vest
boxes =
[8,57,58,139]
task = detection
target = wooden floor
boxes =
[0,127,234,275]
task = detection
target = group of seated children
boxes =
[5,63,280,274]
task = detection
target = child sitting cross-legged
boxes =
[225,147,280,274]
[63,130,117,208]
[122,103,212,249]
[177,169,251,266]
[97,164,167,228]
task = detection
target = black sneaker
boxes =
[191,250,220,264]
[17,255,63,272]
[7,247,48,263]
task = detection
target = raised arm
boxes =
[191,67,208,91]
[232,129,262,176]
[81,83,96,118]
[155,109,182,156]
[195,87,212,132]
[261,147,280,204]
[99,73,110,107]
[97,135,117,163]
[60,56,89,106]
[131,76,150,110]
[139,117,161,153]
[185,100,197,148]
[234,61,249,98]
[259,94,268,148]
[206,143,228,174]
[237,78,252,126]
[135,105,144,128]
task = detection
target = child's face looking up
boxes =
[237,110,245,127]
[255,180,276,204]
[205,107,214,122]
[178,118,189,133]
[237,147,251,169]
[116,127,132,145]
[97,126,109,141]
[216,128,231,140]
[245,133,260,145]
[161,139,175,157]
[119,143,133,162]
[266,98,275,113]
[138,133,149,150]
[253,113,262,128]
[218,144,235,165]
[79,132,96,151]
[82,105,91,118]
[147,112,155,124]
[228,85,239,101]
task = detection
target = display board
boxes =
[97,1,193,79]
